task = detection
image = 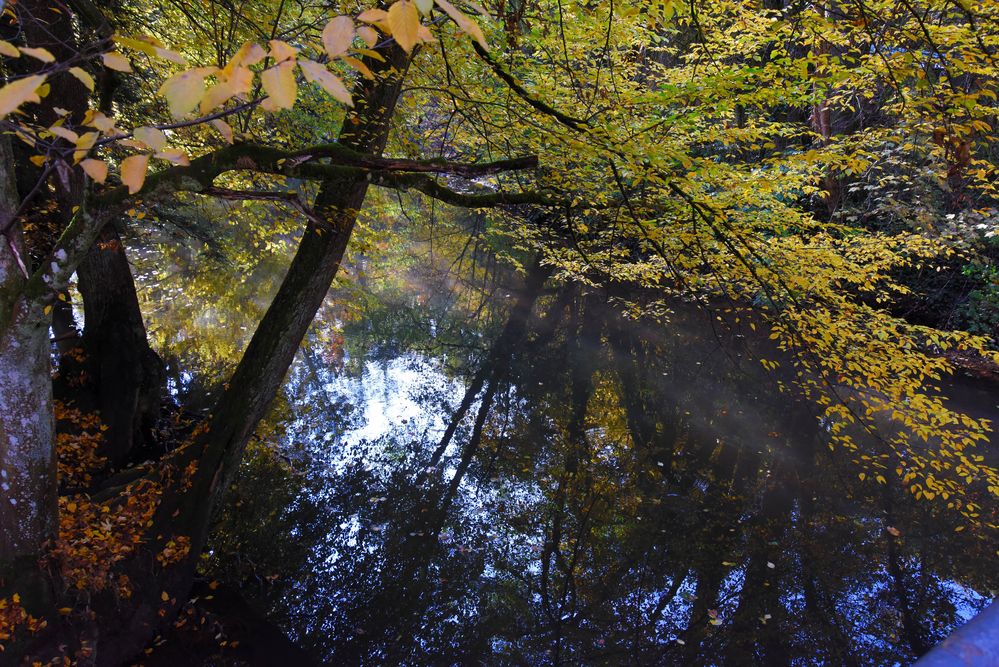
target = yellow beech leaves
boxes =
[0,1,490,196]
[387,1,421,53]
[69,66,95,91]
[134,126,168,151]
[0,75,45,119]
[80,158,108,183]
[434,0,488,49]
[158,67,217,119]
[299,60,353,106]
[20,46,55,63]
[101,51,132,72]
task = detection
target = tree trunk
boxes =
[0,135,58,565]
[193,40,413,518]
[85,42,414,667]
[76,224,163,468]
[2,0,94,566]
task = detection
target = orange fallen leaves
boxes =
[0,595,46,652]
[50,477,163,597]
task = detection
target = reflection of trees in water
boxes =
[208,268,996,666]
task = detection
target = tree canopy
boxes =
[0,0,997,662]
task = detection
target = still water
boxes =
[137,220,997,666]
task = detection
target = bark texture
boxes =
[0,134,57,563]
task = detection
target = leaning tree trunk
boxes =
[84,42,415,667]
[190,40,413,529]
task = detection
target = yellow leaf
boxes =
[120,154,150,194]
[343,56,375,80]
[102,51,132,72]
[260,61,297,111]
[49,125,79,143]
[200,74,247,114]
[0,75,46,119]
[417,25,436,44]
[118,35,185,63]
[154,46,187,65]
[58,607,73,615]
[73,131,98,163]
[134,126,167,151]
[115,35,158,57]
[268,39,298,63]
[354,48,385,62]
[435,0,488,50]
[387,1,421,53]
[211,118,234,144]
[357,8,389,23]
[69,67,95,91]
[83,110,116,133]
[80,158,108,183]
[0,40,20,58]
[356,26,379,47]
[414,0,434,15]
[323,16,355,58]
[153,148,189,166]
[226,42,266,71]
[29,155,47,166]
[157,67,216,119]
[298,59,353,106]
[20,47,54,63]
[161,591,169,601]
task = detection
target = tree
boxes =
[0,0,997,661]
[0,0,534,659]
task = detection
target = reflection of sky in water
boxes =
[130,238,997,663]
[284,352,469,467]
[266,334,995,663]
[336,357,459,448]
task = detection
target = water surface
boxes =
[137,226,998,666]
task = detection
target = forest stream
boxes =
[126,230,998,666]
[5,1,999,664]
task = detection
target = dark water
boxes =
[137,232,998,666]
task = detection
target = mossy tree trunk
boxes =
[0,136,58,568]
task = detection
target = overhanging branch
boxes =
[471,41,589,133]
[92,142,541,206]
[370,171,563,207]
